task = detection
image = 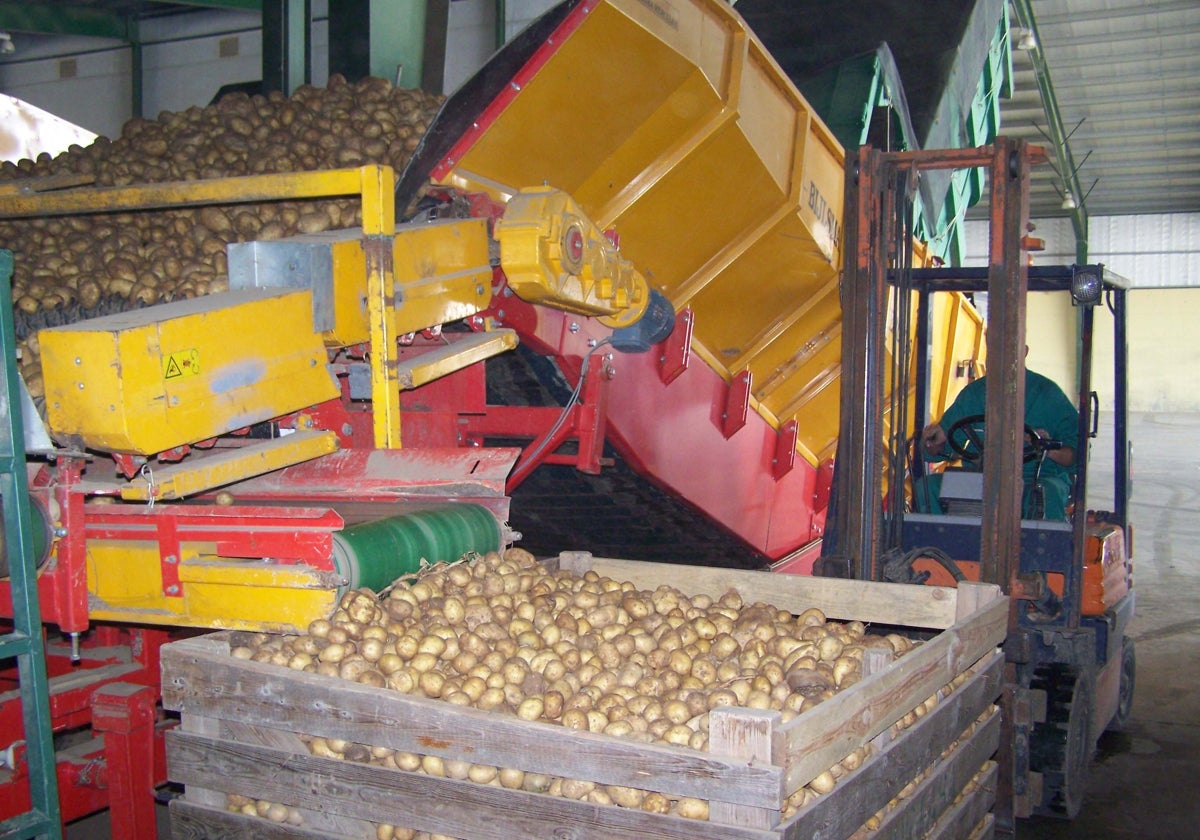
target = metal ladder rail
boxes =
[0,248,62,840]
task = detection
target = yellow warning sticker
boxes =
[163,349,201,380]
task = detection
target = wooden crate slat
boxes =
[780,652,1003,840]
[923,762,999,840]
[162,557,1011,840]
[169,799,362,840]
[172,716,381,838]
[780,597,1007,791]
[869,713,1000,840]
[161,634,781,807]
[708,707,782,829]
[966,812,996,840]
[178,714,225,810]
[167,729,780,840]
[568,554,967,629]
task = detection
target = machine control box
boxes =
[40,287,338,455]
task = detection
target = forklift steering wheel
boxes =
[946,414,1040,464]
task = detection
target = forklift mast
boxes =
[830,139,1047,588]
[827,138,1136,831]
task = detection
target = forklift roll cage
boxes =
[902,262,1132,625]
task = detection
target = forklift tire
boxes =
[1106,637,1136,733]
[1030,663,1095,819]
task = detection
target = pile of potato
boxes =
[848,700,993,839]
[227,548,924,836]
[0,74,443,398]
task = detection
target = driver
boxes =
[918,359,1079,520]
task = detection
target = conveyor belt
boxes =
[486,345,769,570]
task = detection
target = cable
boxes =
[881,544,967,585]
[514,337,611,471]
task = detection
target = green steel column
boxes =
[0,249,63,840]
[329,0,430,89]
[1011,0,1089,263]
[495,0,506,50]
[129,19,143,119]
[263,0,310,94]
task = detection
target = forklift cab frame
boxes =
[901,264,1132,632]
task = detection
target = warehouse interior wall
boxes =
[968,214,1200,414]
[0,0,554,139]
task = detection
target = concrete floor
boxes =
[63,411,1200,839]
[1022,411,1200,838]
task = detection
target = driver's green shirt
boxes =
[935,368,1079,486]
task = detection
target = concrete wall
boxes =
[0,4,330,140]
[0,0,558,139]
[445,0,558,92]
[966,214,1200,413]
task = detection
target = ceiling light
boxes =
[1012,26,1037,51]
[1061,192,1077,210]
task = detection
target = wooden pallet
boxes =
[161,552,1007,840]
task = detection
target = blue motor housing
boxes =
[610,288,675,353]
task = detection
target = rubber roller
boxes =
[0,494,53,578]
[330,503,502,593]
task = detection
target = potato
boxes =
[676,797,710,821]
[221,549,928,827]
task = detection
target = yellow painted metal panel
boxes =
[438,0,849,464]
[0,166,389,220]
[326,219,494,344]
[396,330,519,390]
[436,0,980,469]
[930,291,987,418]
[614,124,788,297]
[86,539,339,633]
[578,73,729,223]
[392,219,494,336]
[446,3,724,203]
[40,288,337,455]
[118,430,340,501]
[738,44,798,192]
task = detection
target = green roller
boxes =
[0,494,53,578]
[330,503,502,593]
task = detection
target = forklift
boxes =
[818,138,1136,833]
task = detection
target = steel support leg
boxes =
[92,683,158,840]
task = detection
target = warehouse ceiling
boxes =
[0,0,1196,222]
[1002,0,1200,219]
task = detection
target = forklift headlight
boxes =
[1070,267,1102,306]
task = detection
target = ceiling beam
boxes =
[0,3,130,39]
[0,2,263,40]
[153,1,263,9]
[1010,0,1089,261]
[1034,0,1198,26]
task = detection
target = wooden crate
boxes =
[161,552,1007,840]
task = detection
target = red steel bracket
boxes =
[658,307,693,385]
[721,369,752,439]
[813,457,835,517]
[155,514,182,598]
[772,419,798,480]
[575,352,613,475]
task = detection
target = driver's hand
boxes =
[921,423,947,457]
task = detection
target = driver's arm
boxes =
[921,423,949,459]
[1032,428,1076,467]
